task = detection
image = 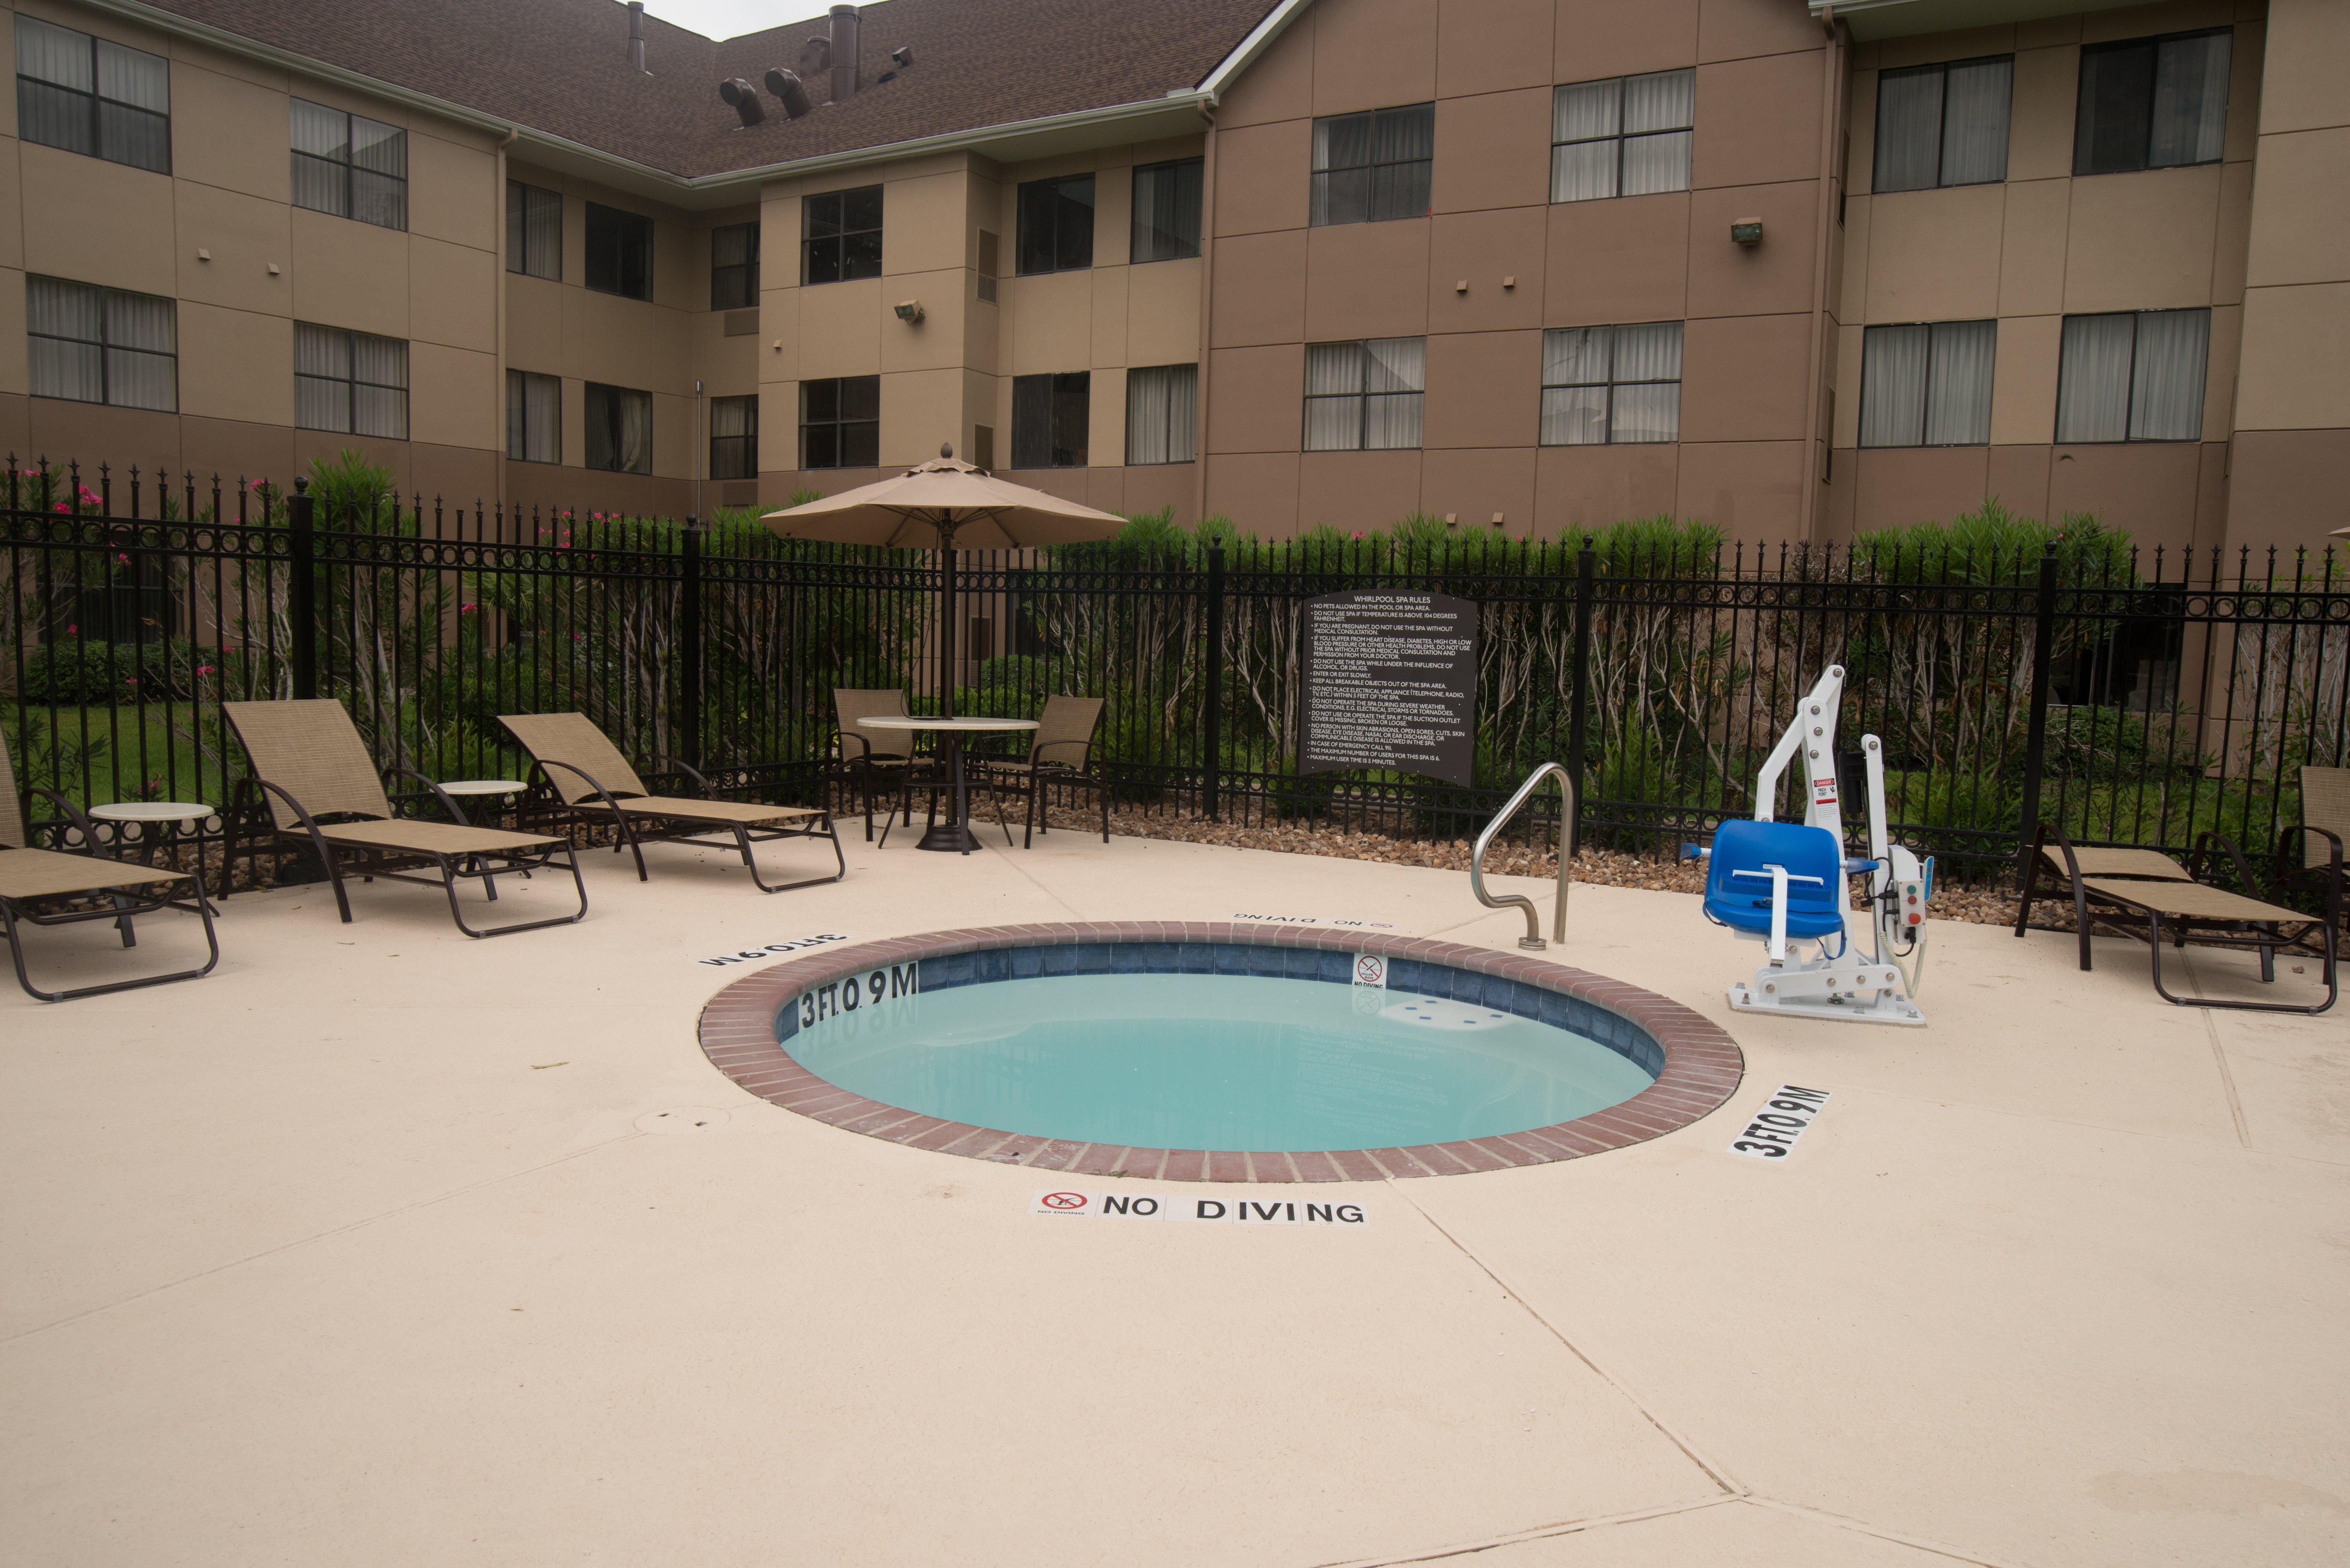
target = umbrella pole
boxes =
[938,512,957,721]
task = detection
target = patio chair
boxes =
[498,712,845,893]
[2013,822,2335,1015]
[2271,765,2349,932]
[832,688,927,842]
[977,694,1110,848]
[1,729,219,1001]
[221,699,587,938]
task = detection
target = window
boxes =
[1304,339,1424,451]
[291,100,407,229]
[507,182,561,280]
[2056,309,2209,443]
[26,275,175,410]
[1874,57,2013,192]
[803,187,881,285]
[1012,373,1091,467]
[711,222,760,310]
[15,16,169,173]
[1859,320,1995,446]
[1017,174,1095,274]
[1539,323,1681,445]
[584,382,653,473]
[295,324,408,439]
[584,203,654,300]
[1125,364,1197,464]
[1312,105,1434,226]
[2075,30,2231,176]
[506,370,560,463]
[800,377,878,469]
[710,394,758,480]
[1551,71,1693,203]
[1131,160,1203,263]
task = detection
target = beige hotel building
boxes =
[0,0,2341,550]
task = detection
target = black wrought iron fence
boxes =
[6,457,2347,887]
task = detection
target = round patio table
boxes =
[89,801,219,917]
[431,778,528,830]
[858,716,1039,855]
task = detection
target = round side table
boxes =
[431,779,528,830]
[89,801,218,914]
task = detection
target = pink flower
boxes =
[195,664,216,677]
[116,552,132,565]
[459,603,478,613]
[65,624,77,636]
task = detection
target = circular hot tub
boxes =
[697,923,1743,1182]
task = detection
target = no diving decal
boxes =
[1729,1084,1831,1160]
[1031,1191,1370,1225]
[699,932,857,967]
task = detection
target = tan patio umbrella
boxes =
[763,445,1126,716]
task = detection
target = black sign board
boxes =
[1298,590,1479,788]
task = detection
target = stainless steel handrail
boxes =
[1471,762,1573,950]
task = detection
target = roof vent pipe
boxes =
[626,1,649,73]
[719,78,766,126]
[829,4,860,100]
[764,67,815,119]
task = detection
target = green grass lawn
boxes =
[6,703,234,810]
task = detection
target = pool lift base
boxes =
[1685,665,1932,1028]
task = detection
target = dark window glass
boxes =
[507,182,561,279]
[584,382,652,473]
[1017,175,1096,275]
[1872,57,2013,192]
[1312,104,1434,225]
[291,100,406,229]
[803,186,882,285]
[711,222,760,310]
[709,394,758,480]
[584,203,655,300]
[2075,30,2231,175]
[800,377,879,469]
[1131,160,1203,262]
[15,16,169,174]
[294,322,408,438]
[506,369,560,463]
[26,274,176,411]
[1011,372,1090,467]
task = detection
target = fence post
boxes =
[1203,543,1225,822]
[678,516,703,768]
[288,476,317,700]
[2016,541,2061,861]
[1565,536,1595,856]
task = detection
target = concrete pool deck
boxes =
[3,826,2345,1566]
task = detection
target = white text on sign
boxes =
[798,962,920,1028]
[1729,1084,1830,1160]
[699,932,856,967]
[1230,913,1398,931]
[1031,1190,1370,1224]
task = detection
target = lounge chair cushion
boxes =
[2077,876,2311,926]
[569,795,822,826]
[0,847,196,902]
[309,819,567,855]
[497,713,650,804]
[223,699,398,828]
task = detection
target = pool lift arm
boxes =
[1684,665,1934,1026]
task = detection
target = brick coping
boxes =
[694,922,1745,1182]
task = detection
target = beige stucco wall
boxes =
[1827,0,2270,553]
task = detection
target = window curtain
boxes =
[1609,322,1682,443]
[1874,68,1942,192]
[1923,319,1996,445]
[26,275,103,403]
[294,323,350,431]
[1310,115,1373,226]
[1551,79,1622,202]
[1370,105,1434,220]
[17,18,95,158]
[1304,341,1365,451]
[351,332,407,438]
[1361,337,1424,450]
[1126,364,1196,464]
[291,102,348,216]
[1131,162,1203,262]
[510,371,560,463]
[1619,70,1693,195]
[1539,326,1609,445]
[350,116,407,229]
[103,288,176,411]
[2150,32,2231,167]
[1938,58,2011,185]
[2128,308,2209,441]
[2056,314,2135,443]
[95,38,169,171]
[615,389,652,474]
[1861,324,1929,447]
[525,187,560,278]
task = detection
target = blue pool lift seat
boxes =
[1702,819,1848,943]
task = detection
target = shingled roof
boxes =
[135,0,1281,179]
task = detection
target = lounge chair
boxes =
[976,694,1110,848]
[498,712,844,893]
[2014,823,2335,1014]
[1,729,219,1000]
[832,688,925,842]
[221,699,587,937]
[2271,765,2348,932]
